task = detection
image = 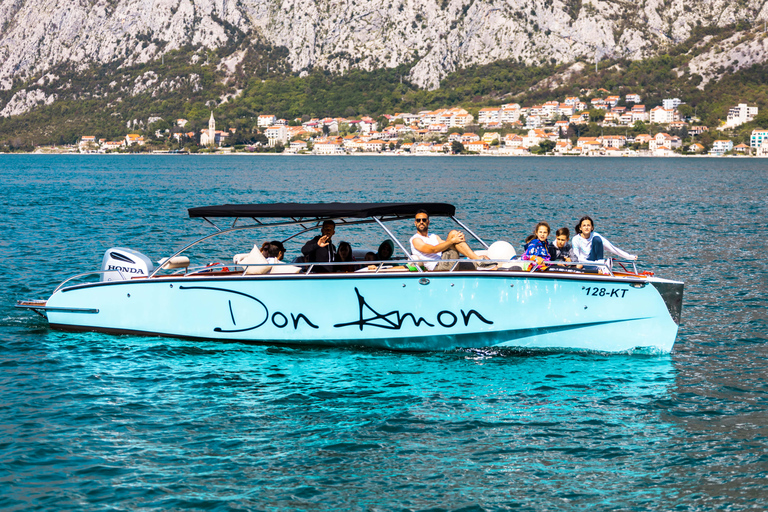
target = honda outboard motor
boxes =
[100,247,155,282]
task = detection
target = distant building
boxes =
[663,98,682,110]
[625,94,641,103]
[265,125,289,147]
[750,129,768,149]
[258,115,277,128]
[710,140,733,155]
[200,112,229,146]
[726,104,758,128]
[79,136,97,152]
[125,134,145,146]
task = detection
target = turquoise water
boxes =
[2,155,767,510]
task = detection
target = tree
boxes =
[451,141,465,154]
[538,139,556,153]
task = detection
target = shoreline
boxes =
[5,151,760,158]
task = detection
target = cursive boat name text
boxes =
[334,287,493,331]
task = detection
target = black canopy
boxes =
[188,202,456,219]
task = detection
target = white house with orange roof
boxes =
[500,104,521,124]
[503,134,524,148]
[465,141,489,153]
[570,112,590,125]
[79,136,97,152]
[365,140,386,152]
[649,133,682,153]
[313,138,344,155]
[523,129,554,148]
[125,134,145,146]
[288,140,308,153]
[553,140,573,153]
[478,107,501,125]
[447,108,473,127]
[287,126,309,139]
[605,96,620,107]
[525,115,543,129]
[734,143,750,153]
[102,140,125,151]
[619,113,634,125]
[460,133,480,143]
[649,106,678,124]
[554,120,570,131]
[264,125,288,147]
[542,101,560,118]
[257,115,276,128]
[710,139,733,155]
[688,143,705,153]
[576,137,603,153]
[428,123,448,133]
[631,105,649,122]
[634,134,653,145]
[603,112,621,126]
[359,117,378,133]
[558,103,575,117]
[482,132,500,145]
[564,96,579,106]
[601,135,626,148]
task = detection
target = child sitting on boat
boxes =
[551,228,575,262]
[572,216,637,267]
[522,222,553,267]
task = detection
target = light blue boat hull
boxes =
[44,272,682,353]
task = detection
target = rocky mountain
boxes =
[1,0,768,118]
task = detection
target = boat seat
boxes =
[233,245,272,275]
[269,264,302,274]
[158,256,190,270]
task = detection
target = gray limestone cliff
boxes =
[1,0,768,116]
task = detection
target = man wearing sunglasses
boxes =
[409,209,487,270]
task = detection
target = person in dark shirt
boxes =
[551,227,575,262]
[301,220,337,273]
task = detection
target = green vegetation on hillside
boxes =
[1,23,768,151]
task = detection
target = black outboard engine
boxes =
[100,247,155,282]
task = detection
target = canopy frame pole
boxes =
[373,217,422,272]
[451,215,489,249]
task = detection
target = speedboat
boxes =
[16,203,683,353]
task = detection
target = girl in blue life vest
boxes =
[522,222,553,266]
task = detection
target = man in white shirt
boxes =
[409,210,486,270]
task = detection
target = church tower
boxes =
[207,111,216,146]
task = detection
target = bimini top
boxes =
[188,202,456,219]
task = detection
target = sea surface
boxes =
[1,155,767,511]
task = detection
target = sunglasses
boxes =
[416,218,429,223]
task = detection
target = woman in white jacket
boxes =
[572,216,637,266]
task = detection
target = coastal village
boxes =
[49,92,768,157]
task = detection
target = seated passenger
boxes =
[266,241,286,264]
[301,220,337,273]
[572,216,637,268]
[551,228,575,262]
[409,210,487,270]
[260,241,271,258]
[334,241,359,272]
[522,222,553,267]
[375,240,395,261]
